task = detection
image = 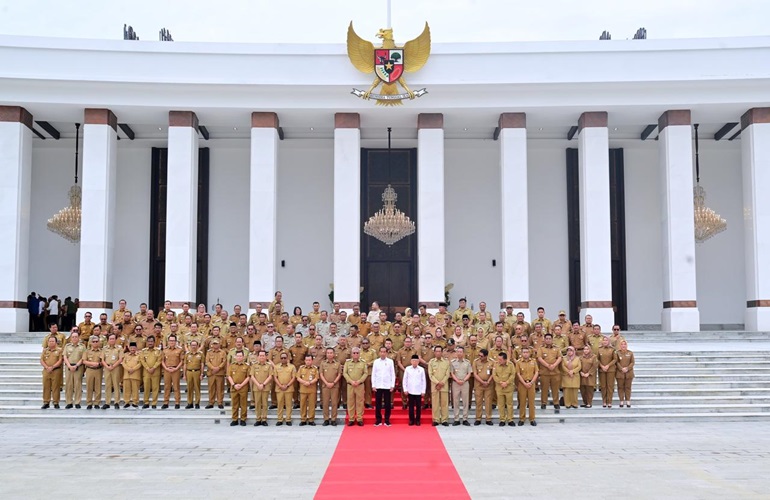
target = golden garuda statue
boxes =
[347,22,431,106]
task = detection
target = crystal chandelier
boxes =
[692,123,726,243]
[363,128,416,246]
[47,123,82,243]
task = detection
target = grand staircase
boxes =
[1,331,769,424]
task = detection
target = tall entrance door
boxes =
[360,148,418,318]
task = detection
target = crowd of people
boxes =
[38,293,636,427]
[26,292,79,331]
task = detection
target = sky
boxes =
[0,0,767,44]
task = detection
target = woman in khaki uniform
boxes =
[560,346,582,409]
[615,341,635,407]
[579,345,597,408]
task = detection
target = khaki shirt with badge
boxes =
[101,346,123,367]
[297,365,320,393]
[319,360,342,386]
[473,357,496,383]
[273,363,297,388]
[250,362,273,386]
[139,348,162,374]
[40,346,63,368]
[122,352,142,381]
[343,359,368,384]
[63,343,86,365]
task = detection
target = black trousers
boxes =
[375,388,392,424]
[408,394,422,423]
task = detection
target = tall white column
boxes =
[0,107,33,331]
[248,112,279,316]
[577,112,614,331]
[658,110,699,331]
[417,113,445,313]
[78,109,118,321]
[165,111,199,310]
[333,113,361,312]
[742,108,770,331]
[499,113,531,320]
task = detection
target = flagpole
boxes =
[386,0,392,28]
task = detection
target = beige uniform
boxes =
[101,345,123,405]
[63,343,86,406]
[428,357,451,424]
[184,350,204,405]
[343,359,368,423]
[139,347,162,406]
[472,357,495,421]
[319,359,342,422]
[250,362,273,422]
[122,351,142,405]
[515,357,539,422]
[40,346,63,405]
[450,358,472,421]
[297,365,320,422]
[273,363,297,423]
[492,361,516,423]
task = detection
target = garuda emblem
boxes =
[347,22,431,106]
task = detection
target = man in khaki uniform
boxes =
[274,353,297,425]
[333,337,351,408]
[450,346,472,426]
[588,324,604,356]
[111,299,131,324]
[249,350,272,426]
[597,336,618,407]
[183,341,204,408]
[82,336,103,409]
[569,322,587,352]
[343,347,368,425]
[472,349,495,425]
[122,342,142,407]
[78,313,96,341]
[320,347,342,426]
[161,335,184,409]
[531,307,552,333]
[428,346,451,426]
[204,338,226,409]
[227,351,250,426]
[360,339,377,408]
[367,322,386,352]
[552,310,571,337]
[396,337,417,410]
[493,352,515,425]
[537,333,562,412]
[289,332,309,408]
[128,324,146,351]
[40,337,63,409]
[140,335,162,408]
[552,324,570,355]
[42,324,65,348]
[516,347,539,426]
[297,354,320,425]
[101,333,123,409]
[63,332,86,408]
[268,336,290,408]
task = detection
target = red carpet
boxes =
[315,391,470,500]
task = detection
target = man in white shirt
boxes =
[402,354,426,426]
[371,346,395,426]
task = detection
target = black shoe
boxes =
[124,403,131,408]
[486,421,493,426]
[286,421,293,426]
[293,403,300,409]
[65,404,73,409]
[101,404,109,410]
[356,421,363,426]
[463,420,470,426]
[152,405,157,409]
[262,421,269,426]
[453,421,460,426]
[132,404,138,408]
[474,420,481,426]
[423,404,430,409]
[365,404,373,409]
[254,421,260,426]
[508,422,515,427]
[531,421,537,426]
[276,421,284,426]
[323,420,330,426]
[518,421,524,426]
[416,421,421,426]
[499,422,505,427]
[409,422,415,426]
[249,405,255,410]
[114,403,119,409]
[86,405,92,410]
[230,421,238,426]
[53,404,60,409]
[240,420,246,426]
[195,404,200,409]
[331,420,338,426]
[309,422,316,426]
[347,421,354,426]
[41,403,49,409]
[442,422,449,427]
[161,404,168,409]
[269,405,277,409]
[205,405,213,409]
[185,404,193,409]
[142,404,150,409]
[218,405,225,409]
[75,404,81,409]
[432,422,439,426]
[174,404,180,409]
[541,404,546,410]
[300,422,307,426]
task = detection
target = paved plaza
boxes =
[0,420,767,499]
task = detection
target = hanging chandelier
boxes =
[363,127,415,246]
[692,123,726,243]
[47,123,82,243]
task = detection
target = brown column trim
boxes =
[498,113,526,129]
[421,302,441,309]
[741,108,770,130]
[167,301,192,309]
[417,113,443,129]
[578,112,608,132]
[84,108,118,132]
[248,301,272,309]
[336,301,360,309]
[0,301,26,309]
[334,113,360,129]
[747,300,770,308]
[500,301,529,309]
[663,300,697,309]
[251,112,279,129]
[0,106,33,130]
[580,301,613,309]
[169,111,199,129]
[79,301,114,309]
[658,110,691,132]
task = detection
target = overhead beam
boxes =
[714,122,739,141]
[277,126,285,140]
[198,125,209,140]
[640,124,657,141]
[35,120,60,140]
[31,127,46,140]
[492,126,501,141]
[118,123,135,140]
[567,125,578,141]
[728,129,742,141]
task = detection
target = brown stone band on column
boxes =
[167,301,193,308]
[79,301,114,309]
[169,111,199,129]
[420,302,441,309]
[334,113,360,129]
[251,112,279,129]
[0,106,33,130]
[248,301,273,309]
[658,110,691,132]
[498,113,526,129]
[417,113,443,129]
[577,112,608,132]
[580,301,613,309]
[500,302,529,309]
[747,300,770,308]
[662,301,697,309]
[741,108,770,130]
[336,302,360,309]
[0,301,26,309]
[84,108,118,132]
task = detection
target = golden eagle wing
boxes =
[403,22,431,73]
[347,22,375,74]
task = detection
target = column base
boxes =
[745,307,770,332]
[0,309,27,332]
[661,308,700,332]
[579,307,614,332]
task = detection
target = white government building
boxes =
[1,32,769,333]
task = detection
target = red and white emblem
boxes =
[374,49,404,84]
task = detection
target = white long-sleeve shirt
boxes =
[402,365,426,395]
[371,357,396,389]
